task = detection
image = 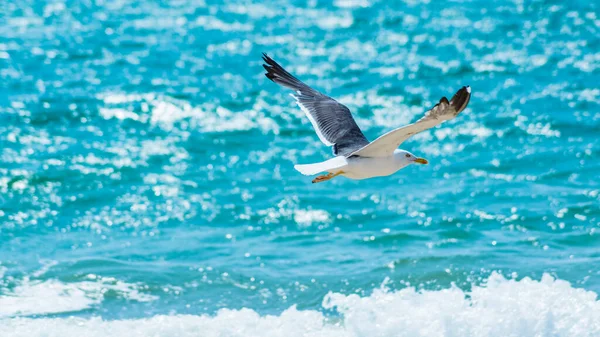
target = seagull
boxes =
[262,53,471,184]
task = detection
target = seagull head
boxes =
[394,150,428,166]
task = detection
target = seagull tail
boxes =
[294,156,348,176]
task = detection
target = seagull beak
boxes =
[414,157,428,165]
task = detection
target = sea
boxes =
[1,0,599,336]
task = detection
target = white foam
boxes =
[1,273,599,337]
[0,276,157,318]
[293,209,331,227]
[99,107,140,121]
[96,93,279,134]
[334,0,370,8]
[194,16,252,32]
[316,15,354,30]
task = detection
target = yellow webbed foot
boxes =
[311,171,343,184]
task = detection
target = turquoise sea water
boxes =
[1,0,600,336]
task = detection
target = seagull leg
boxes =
[312,171,343,184]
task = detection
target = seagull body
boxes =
[262,54,471,183]
[293,150,413,180]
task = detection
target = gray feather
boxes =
[262,53,369,156]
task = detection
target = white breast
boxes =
[342,156,407,180]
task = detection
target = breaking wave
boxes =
[2,273,599,337]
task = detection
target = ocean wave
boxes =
[2,273,599,337]
[0,275,157,318]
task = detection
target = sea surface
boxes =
[1,0,599,336]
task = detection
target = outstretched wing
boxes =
[262,53,369,156]
[351,86,471,158]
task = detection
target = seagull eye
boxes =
[405,154,410,158]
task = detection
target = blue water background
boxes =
[1,0,599,319]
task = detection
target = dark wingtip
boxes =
[262,64,276,81]
[262,52,270,62]
[449,86,471,113]
[262,53,276,81]
[262,52,277,67]
[260,54,305,91]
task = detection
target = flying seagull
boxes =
[262,53,471,184]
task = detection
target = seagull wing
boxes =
[262,53,369,156]
[351,86,471,158]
